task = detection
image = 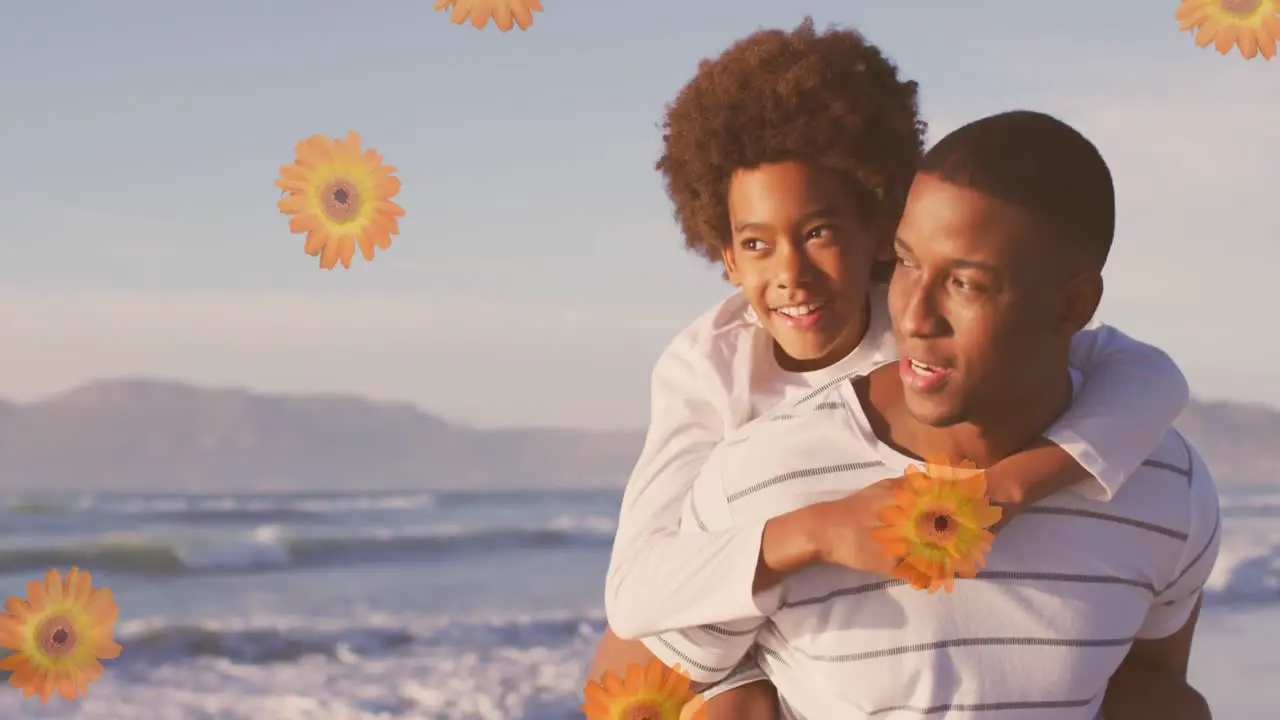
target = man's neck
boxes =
[859,363,1074,469]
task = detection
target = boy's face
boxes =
[723,161,888,372]
[889,172,1095,427]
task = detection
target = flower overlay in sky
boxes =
[276,131,405,270]
[0,568,121,703]
[871,457,1003,594]
[582,659,707,720]
[1176,0,1280,59]
[435,0,544,32]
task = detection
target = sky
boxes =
[1,0,1277,428]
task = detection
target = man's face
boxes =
[724,161,888,372]
[888,172,1083,427]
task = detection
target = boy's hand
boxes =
[809,478,903,576]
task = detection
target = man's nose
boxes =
[898,280,947,338]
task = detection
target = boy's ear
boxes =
[721,245,741,286]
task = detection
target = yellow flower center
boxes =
[1220,0,1262,16]
[622,700,663,720]
[36,614,78,658]
[320,179,363,223]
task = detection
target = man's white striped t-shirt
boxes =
[644,373,1221,719]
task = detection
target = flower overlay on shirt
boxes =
[872,457,1004,594]
[582,660,707,720]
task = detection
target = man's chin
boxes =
[903,394,965,428]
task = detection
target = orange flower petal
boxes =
[68,568,93,604]
[337,235,356,269]
[288,213,319,235]
[0,616,27,650]
[278,195,311,215]
[513,0,542,30]
[357,234,377,261]
[877,504,908,526]
[1238,28,1260,57]
[1215,25,1240,53]
[25,580,46,614]
[1196,18,1223,47]
[378,200,406,218]
[56,673,78,701]
[4,597,32,622]
[95,639,123,660]
[0,653,27,672]
[304,229,328,257]
[85,587,119,627]
[376,175,402,197]
[319,238,342,270]
[492,3,513,31]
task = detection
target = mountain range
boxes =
[0,379,1274,493]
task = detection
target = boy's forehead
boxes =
[728,162,860,218]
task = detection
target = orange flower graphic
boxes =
[435,0,544,31]
[582,660,707,720]
[276,131,405,270]
[871,457,1003,594]
[1176,0,1280,59]
[0,568,122,703]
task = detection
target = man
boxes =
[642,111,1220,718]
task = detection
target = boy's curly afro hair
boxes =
[657,17,927,264]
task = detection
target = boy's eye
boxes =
[806,225,832,240]
[740,238,764,251]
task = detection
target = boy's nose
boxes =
[772,242,809,288]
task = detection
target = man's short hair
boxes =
[918,110,1115,270]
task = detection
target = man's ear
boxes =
[721,245,741,287]
[1062,272,1104,335]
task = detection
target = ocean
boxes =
[0,486,1275,719]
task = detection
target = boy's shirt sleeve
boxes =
[639,456,772,683]
[1053,322,1190,500]
[604,336,778,639]
[1138,448,1221,640]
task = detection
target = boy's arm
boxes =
[592,462,770,685]
[605,337,784,639]
[981,323,1189,517]
[637,476,770,685]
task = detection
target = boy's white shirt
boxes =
[604,285,1190,639]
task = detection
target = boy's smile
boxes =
[723,160,888,373]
